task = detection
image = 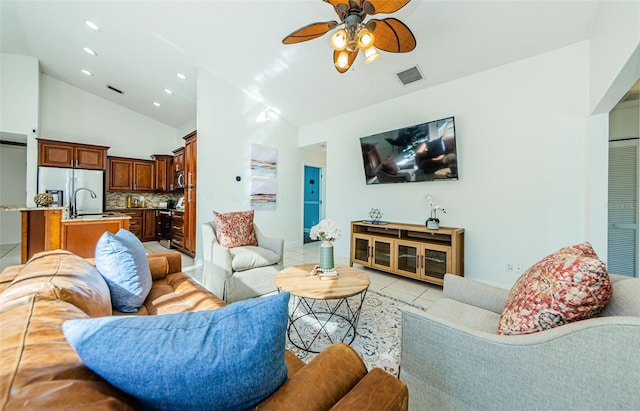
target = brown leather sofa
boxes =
[0,250,408,410]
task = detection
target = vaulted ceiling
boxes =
[1,1,601,129]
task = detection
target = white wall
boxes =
[590,1,640,114]
[300,42,591,289]
[196,68,303,262]
[0,143,27,244]
[177,119,197,145]
[39,74,177,157]
[0,53,39,137]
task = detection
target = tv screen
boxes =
[359,116,458,184]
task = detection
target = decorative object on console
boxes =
[310,219,341,272]
[33,193,54,207]
[424,193,446,230]
[282,0,415,73]
[363,208,387,225]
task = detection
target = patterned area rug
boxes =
[285,290,427,377]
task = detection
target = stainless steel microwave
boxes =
[175,170,185,188]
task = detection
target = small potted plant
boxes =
[424,194,446,230]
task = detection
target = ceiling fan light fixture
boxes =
[357,29,375,49]
[335,51,350,69]
[364,46,380,63]
[330,29,347,50]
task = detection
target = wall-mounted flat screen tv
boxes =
[359,116,458,185]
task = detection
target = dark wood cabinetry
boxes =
[107,156,155,192]
[38,138,108,170]
[114,209,156,241]
[152,154,174,192]
[173,147,184,172]
[183,132,197,254]
[171,210,184,250]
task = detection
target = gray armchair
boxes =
[201,221,283,303]
[400,273,640,411]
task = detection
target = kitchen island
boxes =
[1,206,130,262]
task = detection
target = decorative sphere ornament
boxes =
[34,193,54,207]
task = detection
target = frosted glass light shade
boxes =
[330,29,348,51]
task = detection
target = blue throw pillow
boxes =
[94,228,152,312]
[62,292,290,411]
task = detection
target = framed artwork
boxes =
[251,144,277,178]
[251,178,276,210]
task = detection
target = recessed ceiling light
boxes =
[83,47,97,56]
[163,88,173,95]
[84,20,100,31]
[153,102,161,107]
[81,69,93,76]
[176,73,187,80]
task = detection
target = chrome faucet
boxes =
[71,187,97,218]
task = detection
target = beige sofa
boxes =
[1,250,408,410]
[400,273,640,411]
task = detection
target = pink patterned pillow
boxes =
[213,211,258,248]
[498,242,612,335]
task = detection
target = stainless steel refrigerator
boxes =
[37,166,105,215]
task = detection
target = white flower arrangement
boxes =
[310,219,342,242]
[424,194,446,219]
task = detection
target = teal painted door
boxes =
[304,166,321,242]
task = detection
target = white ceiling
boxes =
[1,0,601,129]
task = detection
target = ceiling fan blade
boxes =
[282,21,339,44]
[333,49,359,73]
[363,0,411,15]
[369,18,416,53]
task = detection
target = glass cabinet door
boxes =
[396,241,420,279]
[421,245,450,283]
[352,236,371,264]
[373,239,393,270]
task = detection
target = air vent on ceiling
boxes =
[396,65,424,86]
[107,85,124,95]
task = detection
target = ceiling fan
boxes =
[282,0,416,73]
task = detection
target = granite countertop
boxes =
[62,212,131,222]
[107,207,167,211]
[0,205,67,211]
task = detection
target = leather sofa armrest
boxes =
[330,368,408,411]
[255,343,367,411]
[146,252,182,280]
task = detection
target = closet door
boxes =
[608,139,639,277]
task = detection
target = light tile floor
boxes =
[0,241,442,309]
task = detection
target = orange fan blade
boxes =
[282,21,339,44]
[369,18,416,53]
[333,49,359,73]
[363,0,411,15]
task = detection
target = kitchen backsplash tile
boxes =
[106,192,182,210]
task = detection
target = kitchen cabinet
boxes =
[183,131,197,255]
[113,209,156,241]
[61,218,130,258]
[350,221,464,285]
[152,154,174,192]
[172,147,184,172]
[171,210,185,251]
[107,156,155,192]
[38,138,109,170]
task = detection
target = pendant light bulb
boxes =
[357,29,375,50]
[364,46,380,63]
[330,29,348,51]
[335,51,349,69]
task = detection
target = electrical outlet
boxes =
[505,263,514,273]
[515,264,523,274]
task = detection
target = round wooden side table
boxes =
[275,264,370,353]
